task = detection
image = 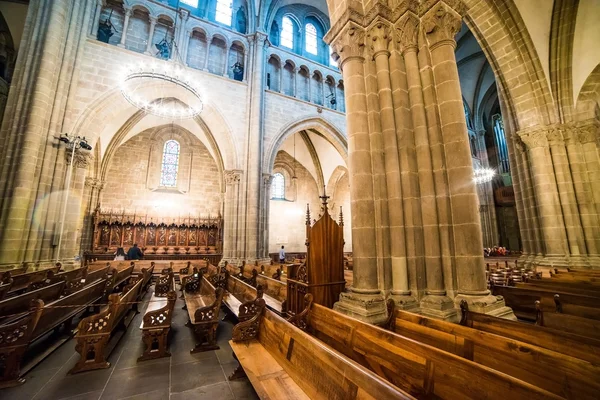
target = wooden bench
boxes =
[518,279,600,298]
[459,301,600,365]
[224,264,286,314]
[183,274,225,353]
[229,299,413,400]
[535,300,600,340]
[138,290,177,362]
[0,278,107,388]
[5,266,61,296]
[0,281,65,323]
[154,269,175,297]
[0,279,12,300]
[69,278,143,374]
[393,305,600,399]
[492,284,600,320]
[306,302,561,399]
[0,265,28,277]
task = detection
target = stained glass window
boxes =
[215,0,232,26]
[181,0,198,7]
[281,17,294,49]
[305,23,317,55]
[160,140,180,187]
[272,173,285,199]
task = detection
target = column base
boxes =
[455,293,516,320]
[333,290,388,325]
[420,294,458,322]
[388,292,418,311]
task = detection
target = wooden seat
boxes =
[69,278,143,374]
[138,290,176,362]
[183,274,224,353]
[392,304,600,399]
[230,299,415,400]
[459,301,600,365]
[535,300,600,340]
[0,281,66,323]
[306,302,561,399]
[0,278,107,388]
[224,264,285,314]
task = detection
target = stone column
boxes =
[293,68,299,98]
[118,7,132,48]
[90,0,105,38]
[223,42,230,77]
[329,23,387,324]
[0,0,95,266]
[422,1,511,316]
[173,9,189,61]
[368,21,415,308]
[242,50,249,82]
[260,174,273,260]
[145,16,157,55]
[222,170,242,264]
[203,36,212,71]
[322,78,327,107]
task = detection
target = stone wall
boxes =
[101,127,222,217]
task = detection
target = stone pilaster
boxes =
[330,22,387,324]
[118,7,131,48]
[145,16,157,55]
[222,169,243,264]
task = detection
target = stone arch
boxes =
[127,2,153,16]
[326,164,348,199]
[574,64,600,121]
[264,116,347,173]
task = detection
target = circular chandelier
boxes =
[119,61,203,120]
[473,168,496,185]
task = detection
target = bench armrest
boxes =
[193,287,224,323]
[76,293,119,336]
[143,291,176,328]
[0,299,44,347]
[287,293,313,332]
[232,298,266,342]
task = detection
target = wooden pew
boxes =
[224,264,286,314]
[154,269,175,297]
[229,303,415,400]
[138,290,177,362]
[69,278,143,374]
[535,300,600,340]
[393,307,600,399]
[459,301,600,365]
[182,274,225,353]
[492,284,600,320]
[0,278,107,388]
[6,265,61,295]
[205,272,264,324]
[0,265,28,277]
[0,281,65,322]
[518,279,600,297]
[306,302,561,399]
[137,264,155,295]
[0,279,12,300]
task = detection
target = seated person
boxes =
[114,247,126,261]
[127,243,144,260]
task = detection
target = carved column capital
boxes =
[262,173,274,187]
[252,32,269,48]
[67,151,93,169]
[395,11,419,54]
[178,8,190,21]
[224,170,243,185]
[564,119,599,145]
[517,128,549,149]
[123,7,132,17]
[149,16,157,25]
[546,127,565,145]
[330,22,366,69]
[421,1,465,50]
[85,177,100,188]
[367,20,392,58]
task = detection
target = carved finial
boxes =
[319,185,330,208]
[339,206,344,226]
[305,203,311,226]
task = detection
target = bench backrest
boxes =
[256,309,414,400]
[193,281,224,323]
[155,271,174,297]
[33,278,106,341]
[110,278,143,329]
[308,304,560,399]
[9,268,59,291]
[460,302,600,364]
[142,291,177,329]
[536,301,600,340]
[0,281,11,300]
[0,281,65,319]
[114,264,135,284]
[85,266,110,283]
[227,276,257,304]
[395,309,600,399]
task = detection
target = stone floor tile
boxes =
[170,359,227,394]
[170,382,234,400]
[99,359,170,400]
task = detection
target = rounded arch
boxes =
[264,116,347,173]
[574,64,600,120]
[268,53,282,64]
[190,25,211,38]
[326,164,348,199]
[230,39,247,52]
[127,2,153,16]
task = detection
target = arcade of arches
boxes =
[0,0,599,395]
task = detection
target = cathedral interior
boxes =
[0,0,599,399]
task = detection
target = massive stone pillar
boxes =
[0,0,94,267]
[329,23,387,324]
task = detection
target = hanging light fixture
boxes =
[292,133,298,180]
[119,0,202,120]
[473,167,496,184]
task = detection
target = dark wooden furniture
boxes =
[306,303,561,399]
[223,264,285,314]
[155,270,174,297]
[535,300,600,339]
[5,266,61,296]
[286,199,345,316]
[183,275,225,352]
[0,266,28,277]
[230,304,415,400]
[138,290,177,361]
[0,281,65,322]
[393,307,600,399]
[0,278,107,388]
[459,301,600,365]
[0,280,12,300]
[69,278,143,374]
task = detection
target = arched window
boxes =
[281,16,294,49]
[160,140,180,187]
[305,23,317,55]
[272,173,285,199]
[215,0,232,26]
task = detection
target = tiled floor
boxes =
[1,287,259,400]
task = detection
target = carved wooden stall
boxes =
[91,209,222,256]
[286,194,345,316]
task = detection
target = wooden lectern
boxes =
[286,191,346,316]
